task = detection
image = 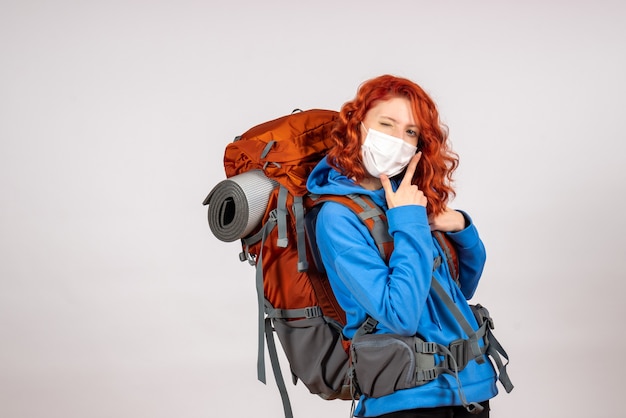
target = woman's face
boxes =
[361,96,420,147]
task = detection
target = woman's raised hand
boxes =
[380,152,428,209]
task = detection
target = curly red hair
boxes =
[327,74,458,216]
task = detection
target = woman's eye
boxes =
[407,129,417,136]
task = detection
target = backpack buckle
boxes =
[417,368,438,382]
[418,341,438,354]
[304,306,323,318]
[448,338,470,371]
[239,250,256,266]
[361,316,378,334]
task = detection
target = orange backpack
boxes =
[203,109,460,418]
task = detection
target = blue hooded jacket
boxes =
[306,157,498,417]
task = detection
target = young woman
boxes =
[306,75,498,417]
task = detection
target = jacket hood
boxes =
[306,157,388,209]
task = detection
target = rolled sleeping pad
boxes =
[204,170,278,242]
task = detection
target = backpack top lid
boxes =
[224,109,338,196]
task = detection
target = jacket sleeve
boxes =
[316,201,433,336]
[445,210,487,299]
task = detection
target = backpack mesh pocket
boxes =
[272,316,350,400]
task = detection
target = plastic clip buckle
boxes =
[448,339,469,371]
[419,341,438,354]
[304,306,322,318]
[417,368,438,382]
[362,317,378,333]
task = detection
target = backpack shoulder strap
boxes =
[433,230,459,285]
[309,193,393,263]
[307,193,392,340]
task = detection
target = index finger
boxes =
[380,173,393,195]
[400,152,422,186]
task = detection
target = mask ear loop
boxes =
[360,122,369,135]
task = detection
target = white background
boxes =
[1,1,625,417]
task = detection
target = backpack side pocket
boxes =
[273,316,350,400]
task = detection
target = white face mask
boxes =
[360,123,418,178]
